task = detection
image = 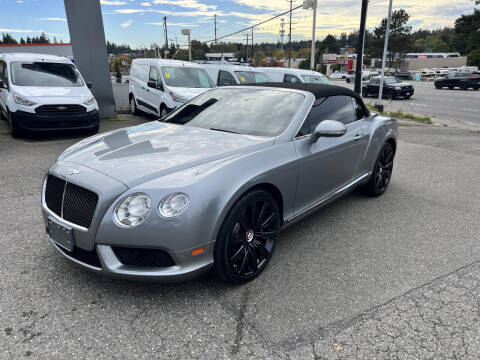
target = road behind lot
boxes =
[113,81,480,129]
[1,116,480,359]
[339,80,480,128]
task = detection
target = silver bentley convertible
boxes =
[42,83,398,284]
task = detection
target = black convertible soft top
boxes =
[240,82,370,115]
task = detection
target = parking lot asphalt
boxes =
[339,80,480,128]
[1,115,480,359]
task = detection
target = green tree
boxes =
[321,34,338,54]
[1,33,18,44]
[455,9,480,55]
[467,49,480,67]
[371,9,413,68]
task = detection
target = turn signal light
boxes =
[191,248,205,256]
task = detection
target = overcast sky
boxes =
[1,0,478,48]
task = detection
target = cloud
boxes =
[152,0,217,11]
[120,19,133,28]
[101,0,128,5]
[140,2,151,6]
[148,22,199,27]
[16,0,23,3]
[37,17,67,22]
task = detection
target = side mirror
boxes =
[311,120,347,143]
[86,82,93,89]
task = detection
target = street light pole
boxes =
[354,0,368,95]
[310,0,317,70]
[181,29,191,61]
[377,0,393,108]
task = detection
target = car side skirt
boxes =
[281,172,370,230]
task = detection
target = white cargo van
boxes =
[202,64,271,86]
[256,67,332,85]
[129,59,215,117]
[0,53,99,137]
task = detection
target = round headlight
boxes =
[114,193,152,227]
[159,193,189,218]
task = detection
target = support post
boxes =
[64,0,116,118]
[354,0,368,95]
[310,0,317,70]
[377,0,393,108]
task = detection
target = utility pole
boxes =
[288,0,293,68]
[244,34,249,62]
[354,0,368,95]
[163,16,168,59]
[303,0,317,71]
[214,14,217,45]
[251,27,254,64]
[377,0,393,109]
[279,18,285,52]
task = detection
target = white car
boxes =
[129,59,215,118]
[256,67,331,85]
[329,71,348,79]
[0,53,99,138]
[202,64,271,86]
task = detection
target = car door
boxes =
[0,61,8,115]
[133,64,153,113]
[143,66,165,115]
[368,78,380,95]
[293,95,368,214]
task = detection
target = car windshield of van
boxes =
[161,67,215,88]
[164,88,304,137]
[234,71,270,84]
[11,62,84,87]
[301,75,332,85]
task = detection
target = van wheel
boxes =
[160,105,168,119]
[7,110,23,138]
[129,95,139,115]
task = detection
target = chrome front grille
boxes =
[44,175,98,229]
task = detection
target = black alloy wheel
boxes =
[362,88,368,97]
[460,83,468,91]
[363,142,394,196]
[214,190,280,284]
[7,110,22,138]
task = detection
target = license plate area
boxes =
[48,218,74,252]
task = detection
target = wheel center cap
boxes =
[246,230,254,242]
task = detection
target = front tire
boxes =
[129,95,139,115]
[160,105,168,119]
[7,110,23,138]
[362,88,368,97]
[213,189,281,284]
[460,83,468,91]
[362,142,394,197]
[387,90,395,100]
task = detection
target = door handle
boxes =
[353,134,362,141]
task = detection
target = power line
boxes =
[203,4,303,44]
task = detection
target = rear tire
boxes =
[362,88,368,97]
[448,86,454,90]
[473,86,479,91]
[460,83,468,91]
[362,142,394,197]
[387,90,395,100]
[213,189,280,284]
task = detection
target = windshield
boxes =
[161,66,215,88]
[301,74,332,85]
[11,62,84,87]
[234,71,270,84]
[164,88,304,137]
[384,77,400,84]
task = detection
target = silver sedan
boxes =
[41,84,398,284]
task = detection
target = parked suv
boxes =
[362,76,414,99]
[434,72,480,90]
[0,53,99,137]
[202,64,271,86]
[129,59,215,118]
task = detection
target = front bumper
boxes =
[394,88,414,97]
[11,109,99,131]
[46,230,214,282]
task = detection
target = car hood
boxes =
[167,87,212,100]
[13,86,90,98]
[58,122,274,187]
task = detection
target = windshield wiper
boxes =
[209,128,240,134]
